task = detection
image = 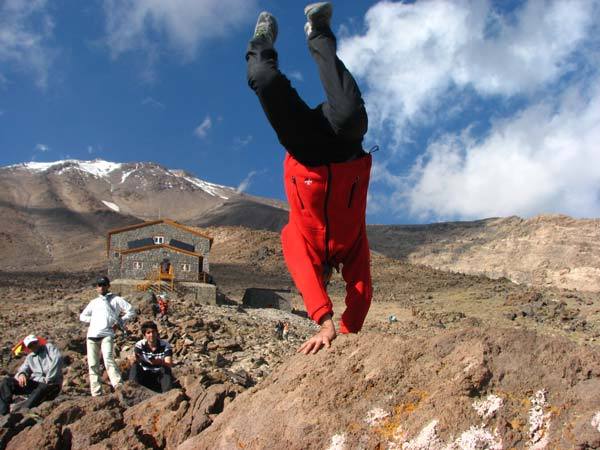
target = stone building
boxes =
[107,219,213,282]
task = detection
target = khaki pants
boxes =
[86,336,122,396]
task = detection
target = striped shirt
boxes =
[134,338,172,372]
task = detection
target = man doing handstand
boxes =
[246,2,372,355]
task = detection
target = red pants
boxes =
[282,153,372,333]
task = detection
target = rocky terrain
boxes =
[367,214,600,292]
[1,226,600,449]
[2,159,600,448]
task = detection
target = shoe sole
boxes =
[304,2,332,22]
[255,11,278,43]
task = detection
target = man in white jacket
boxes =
[80,276,135,396]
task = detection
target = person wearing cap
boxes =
[0,335,62,416]
[80,275,136,396]
[129,321,173,393]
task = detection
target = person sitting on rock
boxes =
[129,321,173,393]
[0,335,62,416]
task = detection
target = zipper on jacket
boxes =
[324,165,332,266]
[347,176,359,208]
[291,176,305,209]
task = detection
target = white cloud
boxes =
[35,143,50,152]
[102,0,258,60]
[339,0,598,147]
[0,0,56,89]
[393,79,600,220]
[142,96,165,108]
[233,135,253,149]
[236,170,258,193]
[337,0,600,222]
[287,70,304,82]
[194,116,212,139]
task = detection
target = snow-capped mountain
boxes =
[6,160,235,212]
[9,160,233,199]
[4,159,285,218]
[0,159,288,271]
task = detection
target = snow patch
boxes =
[472,394,503,419]
[528,389,551,449]
[120,168,136,183]
[102,201,120,212]
[179,174,230,199]
[327,433,346,450]
[10,161,66,172]
[365,407,390,426]
[75,160,122,177]
[591,411,600,432]
[8,159,121,177]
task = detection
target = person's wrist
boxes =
[319,316,336,335]
[321,320,334,331]
[318,313,333,326]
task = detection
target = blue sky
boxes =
[1,0,599,224]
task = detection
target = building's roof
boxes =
[119,243,202,258]
[106,218,213,256]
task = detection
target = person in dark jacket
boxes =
[247,2,372,355]
[0,335,62,416]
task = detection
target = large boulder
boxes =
[179,328,600,449]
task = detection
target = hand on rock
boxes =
[298,315,336,355]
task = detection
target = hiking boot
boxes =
[0,412,23,429]
[253,11,278,44]
[304,2,333,36]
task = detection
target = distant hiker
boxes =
[282,321,290,340]
[156,294,169,323]
[247,2,372,355]
[80,275,135,396]
[160,258,171,275]
[0,335,62,416]
[129,321,173,393]
[275,321,284,340]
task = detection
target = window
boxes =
[181,263,191,272]
[153,236,164,244]
[133,261,143,269]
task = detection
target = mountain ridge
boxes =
[2,159,599,292]
[0,159,288,271]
